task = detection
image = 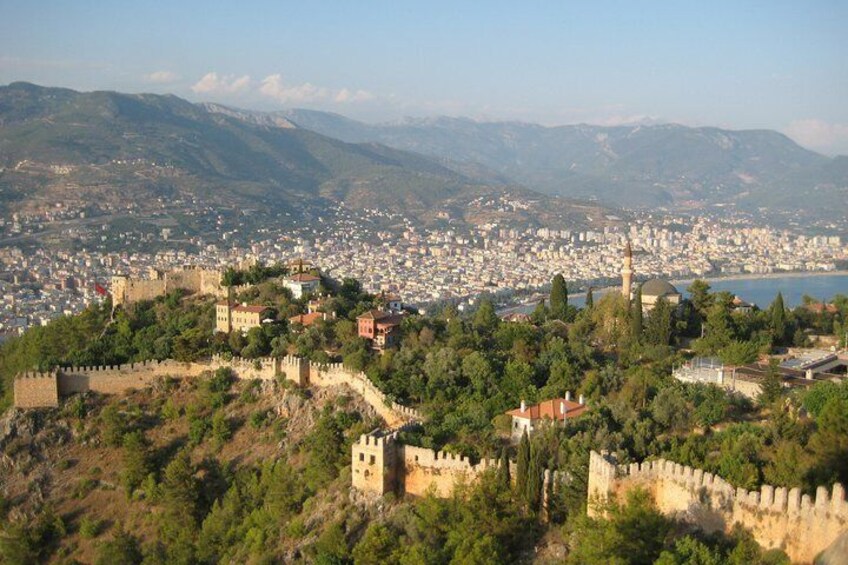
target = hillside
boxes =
[278,109,848,215]
[0,83,609,231]
[2,269,846,562]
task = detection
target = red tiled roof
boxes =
[289,312,324,326]
[506,398,588,421]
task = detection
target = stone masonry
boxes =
[587,450,848,564]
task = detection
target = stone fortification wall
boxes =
[57,360,210,395]
[309,363,421,428]
[13,355,419,432]
[13,371,59,408]
[587,451,848,564]
[398,443,500,497]
[112,267,237,306]
[352,430,558,502]
[117,278,167,306]
[209,355,278,381]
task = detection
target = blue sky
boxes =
[1,1,846,153]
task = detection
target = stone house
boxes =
[285,273,320,299]
[506,393,588,442]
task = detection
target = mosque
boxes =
[621,241,682,311]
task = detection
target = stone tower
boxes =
[621,241,633,299]
[110,275,128,307]
[351,431,398,496]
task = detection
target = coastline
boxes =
[499,269,848,313]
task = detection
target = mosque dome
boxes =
[640,279,679,298]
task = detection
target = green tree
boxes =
[525,444,544,513]
[696,303,735,355]
[95,523,143,565]
[644,296,673,346]
[516,430,530,498]
[567,488,671,565]
[769,292,787,345]
[121,431,151,498]
[719,340,759,366]
[550,274,569,321]
[808,396,848,485]
[498,447,511,488]
[473,297,499,335]
[531,299,548,325]
[687,279,713,319]
[585,287,594,309]
[351,523,397,565]
[758,359,784,406]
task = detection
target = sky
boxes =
[1,1,847,154]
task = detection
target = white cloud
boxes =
[784,119,848,155]
[144,70,180,84]
[259,74,373,105]
[191,72,251,94]
[335,87,375,103]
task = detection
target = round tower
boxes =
[621,241,633,299]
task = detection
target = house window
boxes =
[370,455,376,465]
[359,453,364,462]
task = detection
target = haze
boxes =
[1,0,846,154]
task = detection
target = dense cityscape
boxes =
[1,200,845,336]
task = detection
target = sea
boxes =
[510,272,848,312]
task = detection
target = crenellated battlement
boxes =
[14,354,421,435]
[352,429,558,501]
[587,450,848,563]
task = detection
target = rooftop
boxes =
[506,397,588,421]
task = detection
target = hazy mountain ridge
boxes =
[0,83,496,218]
[276,109,846,214]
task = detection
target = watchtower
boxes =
[351,431,398,495]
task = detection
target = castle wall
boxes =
[308,363,420,428]
[209,355,278,381]
[58,360,210,395]
[13,372,59,408]
[587,451,848,564]
[398,444,498,497]
[121,279,167,305]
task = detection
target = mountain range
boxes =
[1,82,845,228]
[277,109,848,215]
[0,82,606,229]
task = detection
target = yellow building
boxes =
[216,301,272,334]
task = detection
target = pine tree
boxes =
[550,274,569,321]
[473,296,499,334]
[498,447,511,488]
[516,430,530,497]
[770,292,787,345]
[585,287,594,309]
[631,286,643,341]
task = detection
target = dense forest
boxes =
[1,266,847,563]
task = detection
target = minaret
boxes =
[621,241,633,299]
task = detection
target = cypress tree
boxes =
[585,287,594,310]
[526,444,544,513]
[516,430,530,497]
[631,286,643,340]
[644,296,673,346]
[550,274,569,321]
[498,447,511,488]
[770,292,787,345]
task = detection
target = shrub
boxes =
[79,516,103,539]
